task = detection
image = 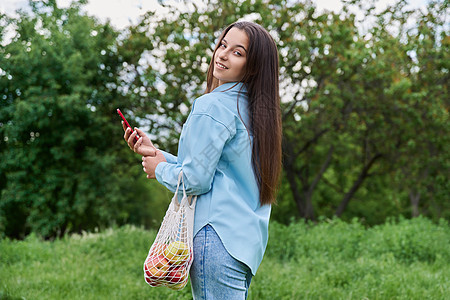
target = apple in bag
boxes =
[169,279,188,290]
[166,266,188,284]
[145,276,162,287]
[164,241,190,265]
[144,255,169,279]
[150,243,168,257]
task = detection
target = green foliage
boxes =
[256,217,450,299]
[277,0,449,221]
[0,1,165,239]
[120,0,449,224]
[0,225,193,299]
[1,218,449,299]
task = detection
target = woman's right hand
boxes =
[122,121,157,157]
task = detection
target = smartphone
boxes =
[117,108,139,142]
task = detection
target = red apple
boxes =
[166,266,188,284]
[144,255,169,279]
[145,275,161,287]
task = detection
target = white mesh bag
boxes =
[143,171,197,290]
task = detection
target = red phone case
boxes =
[117,109,139,142]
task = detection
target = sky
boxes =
[1,0,429,31]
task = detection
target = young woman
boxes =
[123,21,282,299]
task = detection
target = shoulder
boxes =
[189,93,237,134]
[191,93,217,113]
[192,93,233,120]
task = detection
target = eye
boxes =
[220,42,226,48]
[234,50,242,56]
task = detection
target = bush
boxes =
[255,217,450,300]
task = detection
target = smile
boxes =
[216,62,228,70]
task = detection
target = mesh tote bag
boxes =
[143,171,197,290]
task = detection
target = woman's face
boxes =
[213,27,249,85]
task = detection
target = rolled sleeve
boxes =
[160,150,177,164]
[155,161,181,193]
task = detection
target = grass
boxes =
[0,217,449,299]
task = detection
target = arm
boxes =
[154,113,234,195]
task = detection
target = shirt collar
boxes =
[212,82,248,94]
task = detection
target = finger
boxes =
[122,121,127,132]
[134,127,145,137]
[127,130,137,146]
[151,147,157,156]
[133,136,142,152]
[133,127,143,141]
[124,127,133,143]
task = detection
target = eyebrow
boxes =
[222,38,248,53]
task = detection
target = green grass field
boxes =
[1,217,449,300]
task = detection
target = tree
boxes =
[0,0,157,238]
[389,0,449,219]
[119,0,449,223]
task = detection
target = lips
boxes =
[215,62,228,70]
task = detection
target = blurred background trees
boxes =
[0,0,448,239]
[0,0,171,238]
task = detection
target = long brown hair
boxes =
[206,22,282,206]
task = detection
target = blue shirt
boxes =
[155,82,271,275]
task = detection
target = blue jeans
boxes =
[190,225,253,299]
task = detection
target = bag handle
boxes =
[171,171,197,211]
[188,195,197,209]
[171,171,188,211]
[178,171,197,209]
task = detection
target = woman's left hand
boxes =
[142,150,167,179]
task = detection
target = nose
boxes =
[217,49,228,60]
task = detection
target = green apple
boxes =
[164,241,190,265]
